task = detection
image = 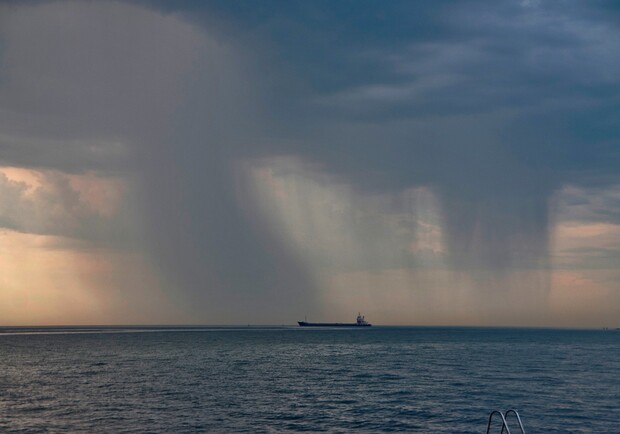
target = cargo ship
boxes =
[298,313,371,327]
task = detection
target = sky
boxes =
[1,0,619,327]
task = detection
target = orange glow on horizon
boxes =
[0,230,178,326]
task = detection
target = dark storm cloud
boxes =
[2,0,619,322]
[191,0,620,271]
[145,0,619,303]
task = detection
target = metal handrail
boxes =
[504,410,525,434]
[486,410,511,434]
[486,409,525,434]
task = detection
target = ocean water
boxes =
[1,326,619,433]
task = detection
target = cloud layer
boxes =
[1,0,619,325]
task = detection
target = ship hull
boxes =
[298,322,371,327]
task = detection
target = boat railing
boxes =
[485,409,525,434]
[504,410,525,434]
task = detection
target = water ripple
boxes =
[0,327,619,432]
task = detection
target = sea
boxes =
[1,326,619,433]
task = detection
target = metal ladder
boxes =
[485,409,525,434]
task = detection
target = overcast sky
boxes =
[1,0,619,326]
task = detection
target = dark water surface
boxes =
[1,327,619,432]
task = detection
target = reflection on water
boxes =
[0,327,618,432]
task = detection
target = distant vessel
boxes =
[298,313,371,327]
